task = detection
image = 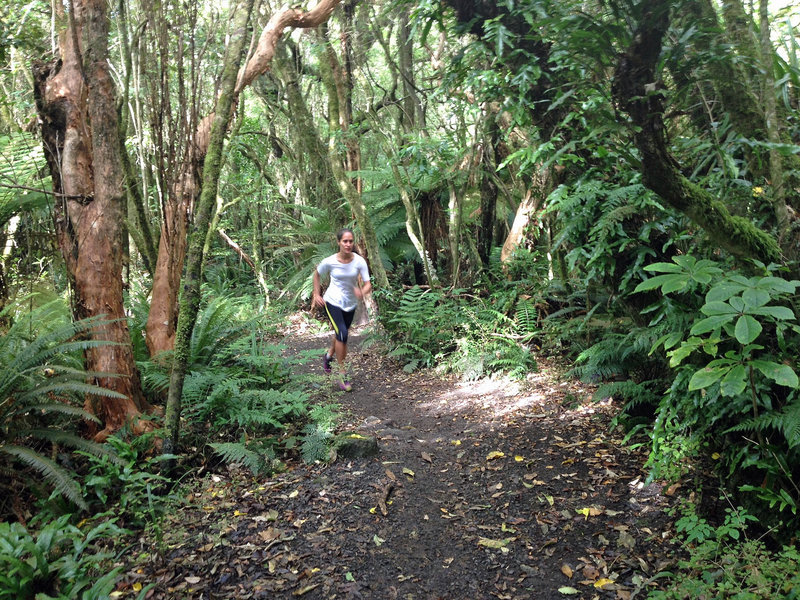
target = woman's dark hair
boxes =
[336,228,354,241]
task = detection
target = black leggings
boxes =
[325,302,356,343]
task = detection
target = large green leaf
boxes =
[688,366,727,390]
[750,305,795,320]
[701,301,738,316]
[691,314,733,335]
[734,315,762,345]
[750,360,799,388]
[720,364,747,397]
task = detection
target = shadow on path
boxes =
[134,331,678,600]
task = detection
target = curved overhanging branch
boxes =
[237,1,341,94]
[611,0,780,265]
[193,1,343,162]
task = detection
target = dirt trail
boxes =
[132,331,678,600]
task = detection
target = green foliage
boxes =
[0,300,127,513]
[0,133,50,226]
[0,516,144,600]
[379,282,538,380]
[546,177,680,297]
[382,286,455,372]
[80,434,173,529]
[300,403,340,464]
[639,257,800,521]
[649,504,800,599]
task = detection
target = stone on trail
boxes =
[333,432,379,458]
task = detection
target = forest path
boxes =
[133,329,678,600]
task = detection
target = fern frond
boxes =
[301,423,333,463]
[208,442,269,475]
[729,398,800,448]
[1,445,87,510]
[28,430,124,464]
[9,402,99,422]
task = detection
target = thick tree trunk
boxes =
[500,189,542,265]
[33,0,152,440]
[145,167,197,356]
[611,0,780,265]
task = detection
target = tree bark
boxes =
[164,0,255,452]
[611,0,780,265]
[477,112,499,267]
[33,0,153,440]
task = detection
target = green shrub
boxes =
[0,300,126,514]
[80,434,173,529]
[649,504,800,599]
[639,258,800,523]
[0,516,147,600]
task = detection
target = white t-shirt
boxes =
[317,254,371,312]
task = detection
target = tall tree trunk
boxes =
[612,0,780,265]
[33,0,152,440]
[758,0,791,242]
[164,0,255,452]
[477,112,500,267]
[447,182,462,285]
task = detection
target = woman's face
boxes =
[338,232,355,254]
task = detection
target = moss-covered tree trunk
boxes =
[163,0,255,452]
[612,0,781,265]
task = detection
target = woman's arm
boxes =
[312,269,325,308]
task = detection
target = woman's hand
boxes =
[312,293,325,308]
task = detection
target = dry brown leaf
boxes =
[561,564,574,578]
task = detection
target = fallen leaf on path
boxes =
[594,578,614,589]
[486,451,505,461]
[477,537,512,549]
[576,506,603,519]
[402,467,415,478]
[373,534,385,546]
[561,564,573,578]
[421,452,433,463]
[558,587,580,595]
[293,584,319,596]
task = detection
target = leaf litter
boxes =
[120,333,680,599]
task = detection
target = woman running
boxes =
[312,228,372,391]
